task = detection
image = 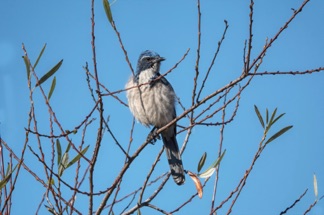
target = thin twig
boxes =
[247,0,311,72]
[279,189,308,214]
[138,147,165,204]
[191,0,202,120]
[303,196,324,215]
[1,140,82,214]
[106,5,135,76]
[22,44,92,164]
[249,67,324,76]
[211,88,229,213]
[170,180,209,213]
[89,0,105,213]
[122,173,171,215]
[85,66,128,107]
[147,203,169,214]
[102,173,168,213]
[197,20,229,102]
[244,0,254,75]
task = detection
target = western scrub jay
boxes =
[125,50,185,185]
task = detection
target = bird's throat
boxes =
[138,68,158,84]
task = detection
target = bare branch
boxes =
[197,20,229,102]
[279,189,308,214]
[244,0,254,75]
[249,67,324,76]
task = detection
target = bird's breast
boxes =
[126,76,176,128]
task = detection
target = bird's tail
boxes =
[162,133,185,185]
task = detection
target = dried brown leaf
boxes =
[187,170,203,198]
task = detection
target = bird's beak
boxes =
[155,57,165,63]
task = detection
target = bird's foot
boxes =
[147,127,160,144]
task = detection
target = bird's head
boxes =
[135,50,165,77]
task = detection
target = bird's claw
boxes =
[147,127,160,144]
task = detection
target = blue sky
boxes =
[0,0,323,214]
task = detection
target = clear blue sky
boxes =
[0,0,323,214]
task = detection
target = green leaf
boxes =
[265,125,293,145]
[5,163,11,177]
[103,0,113,25]
[62,153,69,167]
[23,56,31,80]
[197,152,207,173]
[199,150,226,179]
[269,107,278,124]
[48,76,56,100]
[0,164,18,190]
[58,152,69,176]
[66,145,89,169]
[271,113,285,126]
[266,108,269,124]
[265,108,278,133]
[254,105,264,128]
[65,142,71,153]
[33,43,47,69]
[35,59,63,87]
[0,179,9,190]
[56,139,62,166]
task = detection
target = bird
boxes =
[125,50,185,185]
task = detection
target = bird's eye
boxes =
[145,57,152,61]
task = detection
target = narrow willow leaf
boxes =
[23,56,31,80]
[66,145,89,169]
[199,167,216,179]
[0,164,18,190]
[62,153,69,167]
[265,108,278,134]
[33,43,47,68]
[197,152,207,173]
[314,173,318,200]
[5,163,11,176]
[35,59,63,87]
[199,150,226,179]
[6,163,18,177]
[0,177,9,190]
[265,125,293,145]
[48,77,56,100]
[65,142,71,153]
[56,139,62,165]
[187,170,203,198]
[103,0,113,25]
[266,108,269,124]
[271,113,285,126]
[254,105,264,128]
[59,152,69,176]
[269,108,278,124]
